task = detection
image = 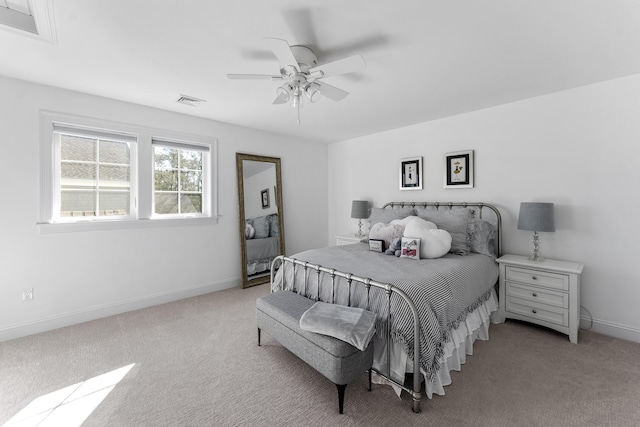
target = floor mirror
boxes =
[236,153,285,288]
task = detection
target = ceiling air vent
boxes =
[176,94,207,107]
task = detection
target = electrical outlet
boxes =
[22,287,34,301]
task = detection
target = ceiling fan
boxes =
[227,38,366,124]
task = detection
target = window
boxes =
[39,111,218,233]
[53,125,136,221]
[152,140,210,217]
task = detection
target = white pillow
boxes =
[390,215,421,227]
[369,222,405,249]
[404,217,452,259]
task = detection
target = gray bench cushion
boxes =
[256,290,373,386]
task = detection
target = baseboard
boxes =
[0,278,241,343]
[581,315,640,343]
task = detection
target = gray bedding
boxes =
[272,242,499,380]
[247,236,279,263]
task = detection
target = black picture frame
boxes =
[400,156,423,190]
[369,239,384,252]
[444,150,474,188]
[261,188,270,208]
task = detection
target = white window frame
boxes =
[51,124,138,223]
[151,138,211,219]
[39,111,219,234]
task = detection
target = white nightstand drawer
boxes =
[505,266,568,291]
[506,298,568,327]
[506,282,568,309]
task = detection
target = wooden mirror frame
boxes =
[236,153,285,288]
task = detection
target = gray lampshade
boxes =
[517,202,555,232]
[350,200,369,219]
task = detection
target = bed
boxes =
[269,202,502,412]
[245,213,280,276]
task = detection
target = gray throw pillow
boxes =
[415,207,474,255]
[470,219,496,257]
[266,213,279,238]
[253,215,270,239]
[369,207,415,225]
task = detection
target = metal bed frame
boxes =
[270,202,502,413]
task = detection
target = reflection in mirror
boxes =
[236,153,285,288]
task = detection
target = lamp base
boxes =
[527,255,546,262]
[355,219,366,237]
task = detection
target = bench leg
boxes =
[336,384,347,414]
[368,369,372,391]
[258,328,261,346]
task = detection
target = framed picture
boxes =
[444,150,474,188]
[400,156,423,190]
[261,188,270,209]
[369,239,384,252]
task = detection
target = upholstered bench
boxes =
[256,290,374,414]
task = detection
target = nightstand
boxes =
[335,233,365,246]
[497,254,584,343]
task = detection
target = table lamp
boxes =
[351,200,369,237]
[517,202,555,262]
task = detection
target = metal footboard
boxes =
[270,255,423,413]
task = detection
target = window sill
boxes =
[37,216,220,234]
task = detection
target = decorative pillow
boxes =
[415,207,473,255]
[368,207,415,226]
[266,213,279,238]
[253,215,270,239]
[390,215,420,227]
[404,217,451,259]
[400,237,420,260]
[470,219,496,257]
[245,223,255,240]
[369,222,405,250]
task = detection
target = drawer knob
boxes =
[532,309,537,314]
[532,276,538,280]
[532,293,537,297]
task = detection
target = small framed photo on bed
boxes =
[444,150,474,188]
[400,156,423,190]
[369,239,384,252]
[261,188,270,209]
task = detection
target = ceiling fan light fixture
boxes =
[304,83,321,103]
[276,83,294,102]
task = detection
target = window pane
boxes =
[154,146,178,169]
[155,170,178,191]
[61,191,96,216]
[100,165,130,183]
[180,171,202,192]
[61,135,96,161]
[180,150,202,170]
[100,141,130,164]
[181,194,202,213]
[61,162,96,180]
[155,193,178,214]
[100,191,130,215]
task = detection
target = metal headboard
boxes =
[381,202,503,257]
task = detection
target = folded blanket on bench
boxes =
[299,302,376,351]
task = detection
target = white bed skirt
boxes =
[373,288,500,399]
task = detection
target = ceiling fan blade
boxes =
[315,81,349,102]
[227,74,283,80]
[264,38,300,71]
[309,55,365,78]
[272,93,289,105]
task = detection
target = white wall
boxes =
[244,167,277,219]
[0,75,328,341]
[328,73,640,343]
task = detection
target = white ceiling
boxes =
[2,0,640,143]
